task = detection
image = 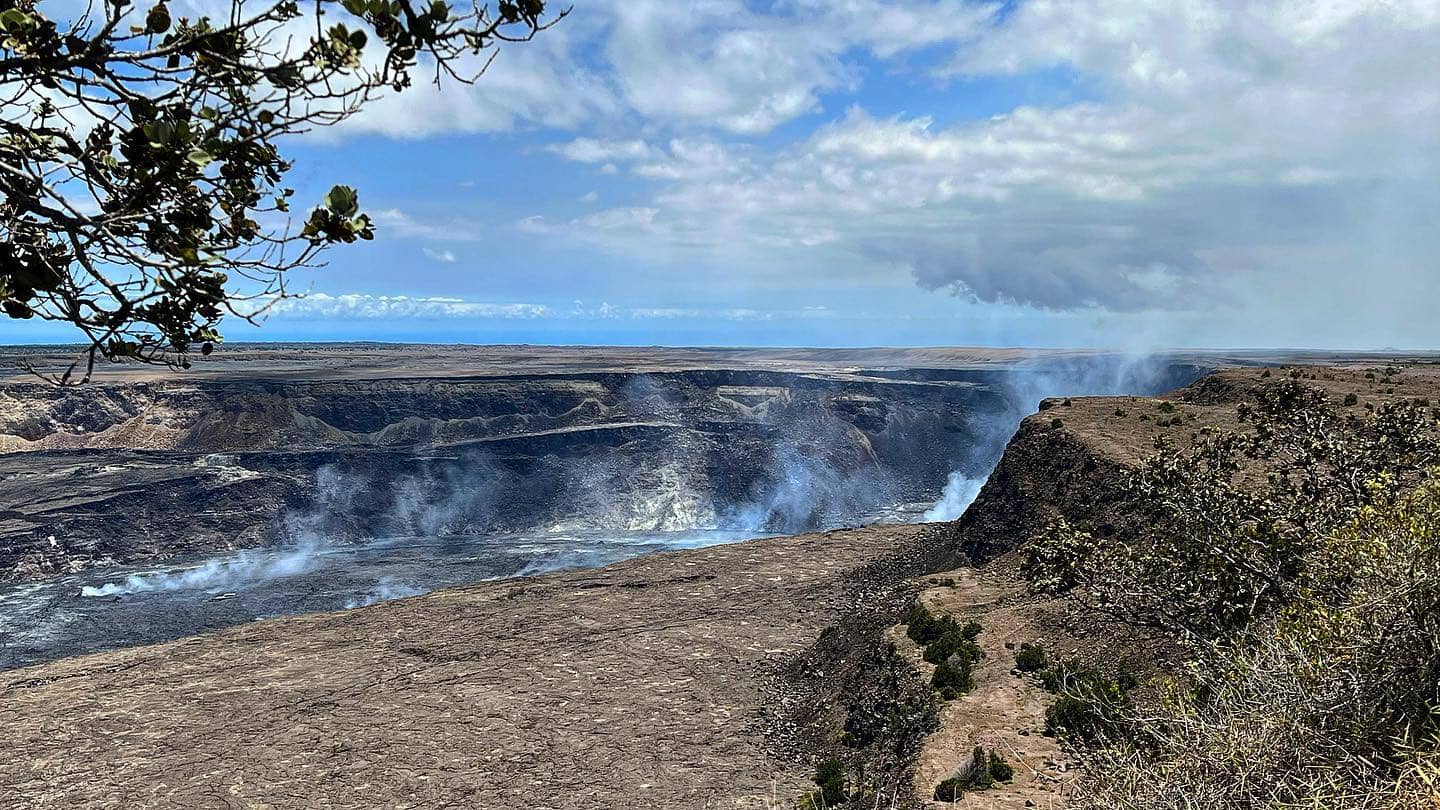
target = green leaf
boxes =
[141,120,172,146]
[145,2,170,34]
[323,184,358,216]
[0,8,34,31]
[186,149,212,168]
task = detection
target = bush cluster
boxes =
[798,759,848,809]
[933,746,1014,802]
[1021,378,1440,808]
[1028,660,1137,743]
[904,603,983,700]
[1014,643,1047,673]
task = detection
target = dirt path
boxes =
[900,567,1078,809]
[0,525,939,810]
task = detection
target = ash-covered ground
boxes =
[0,345,1215,669]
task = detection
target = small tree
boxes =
[1,0,560,381]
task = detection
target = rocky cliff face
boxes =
[0,369,1007,582]
[948,367,1282,562]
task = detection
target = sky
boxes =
[5,0,1440,350]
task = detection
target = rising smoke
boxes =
[921,472,984,522]
[78,357,1202,600]
[916,353,1204,523]
[79,546,320,598]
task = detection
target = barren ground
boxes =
[1,523,939,809]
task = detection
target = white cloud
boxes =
[271,294,551,319]
[325,0,1003,139]
[548,138,656,163]
[269,294,834,323]
[521,0,1440,325]
[266,0,1440,345]
[336,15,620,138]
[576,207,659,231]
[373,209,486,242]
[422,248,458,264]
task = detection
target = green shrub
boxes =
[1035,380,1440,807]
[934,747,1012,801]
[905,603,955,645]
[902,602,936,642]
[933,776,966,802]
[1051,418,1064,429]
[799,759,848,808]
[1023,379,1440,639]
[1015,642,1047,672]
[988,751,1014,783]
[1033,661,1136,742]
[1344,393,1359,406]
[1072,481,1440,808]
[922,630,980,666]
[966,746,992,788]
[1157,401,1176,413]
[932,657,974,700]
[1114,407,1128,417]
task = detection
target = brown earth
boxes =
[0,523,945,810]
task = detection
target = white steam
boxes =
[921,472,983,523]
[343,578,426,609]
[80,546,318,598]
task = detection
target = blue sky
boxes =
[5,0,1439,349]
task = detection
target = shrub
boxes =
[905,602,963,645]
[987,751,1014,783]
[1051,418,1064,429]
[1157,401,1176,413]
[934,747,1012,801]
[800,759,848,808]
[1033,661,1136,742]
[1015,643,1047,672]
[1344,393,1359,406]
[1071,483,1440,808]
[1031,379,1440,808]
[1114,408,1128,417]
[966,746,992,788]
[922,631,976,665]
[932,657,974,700]
[933,776,967,802]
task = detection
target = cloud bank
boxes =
[317,1,1440,347]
